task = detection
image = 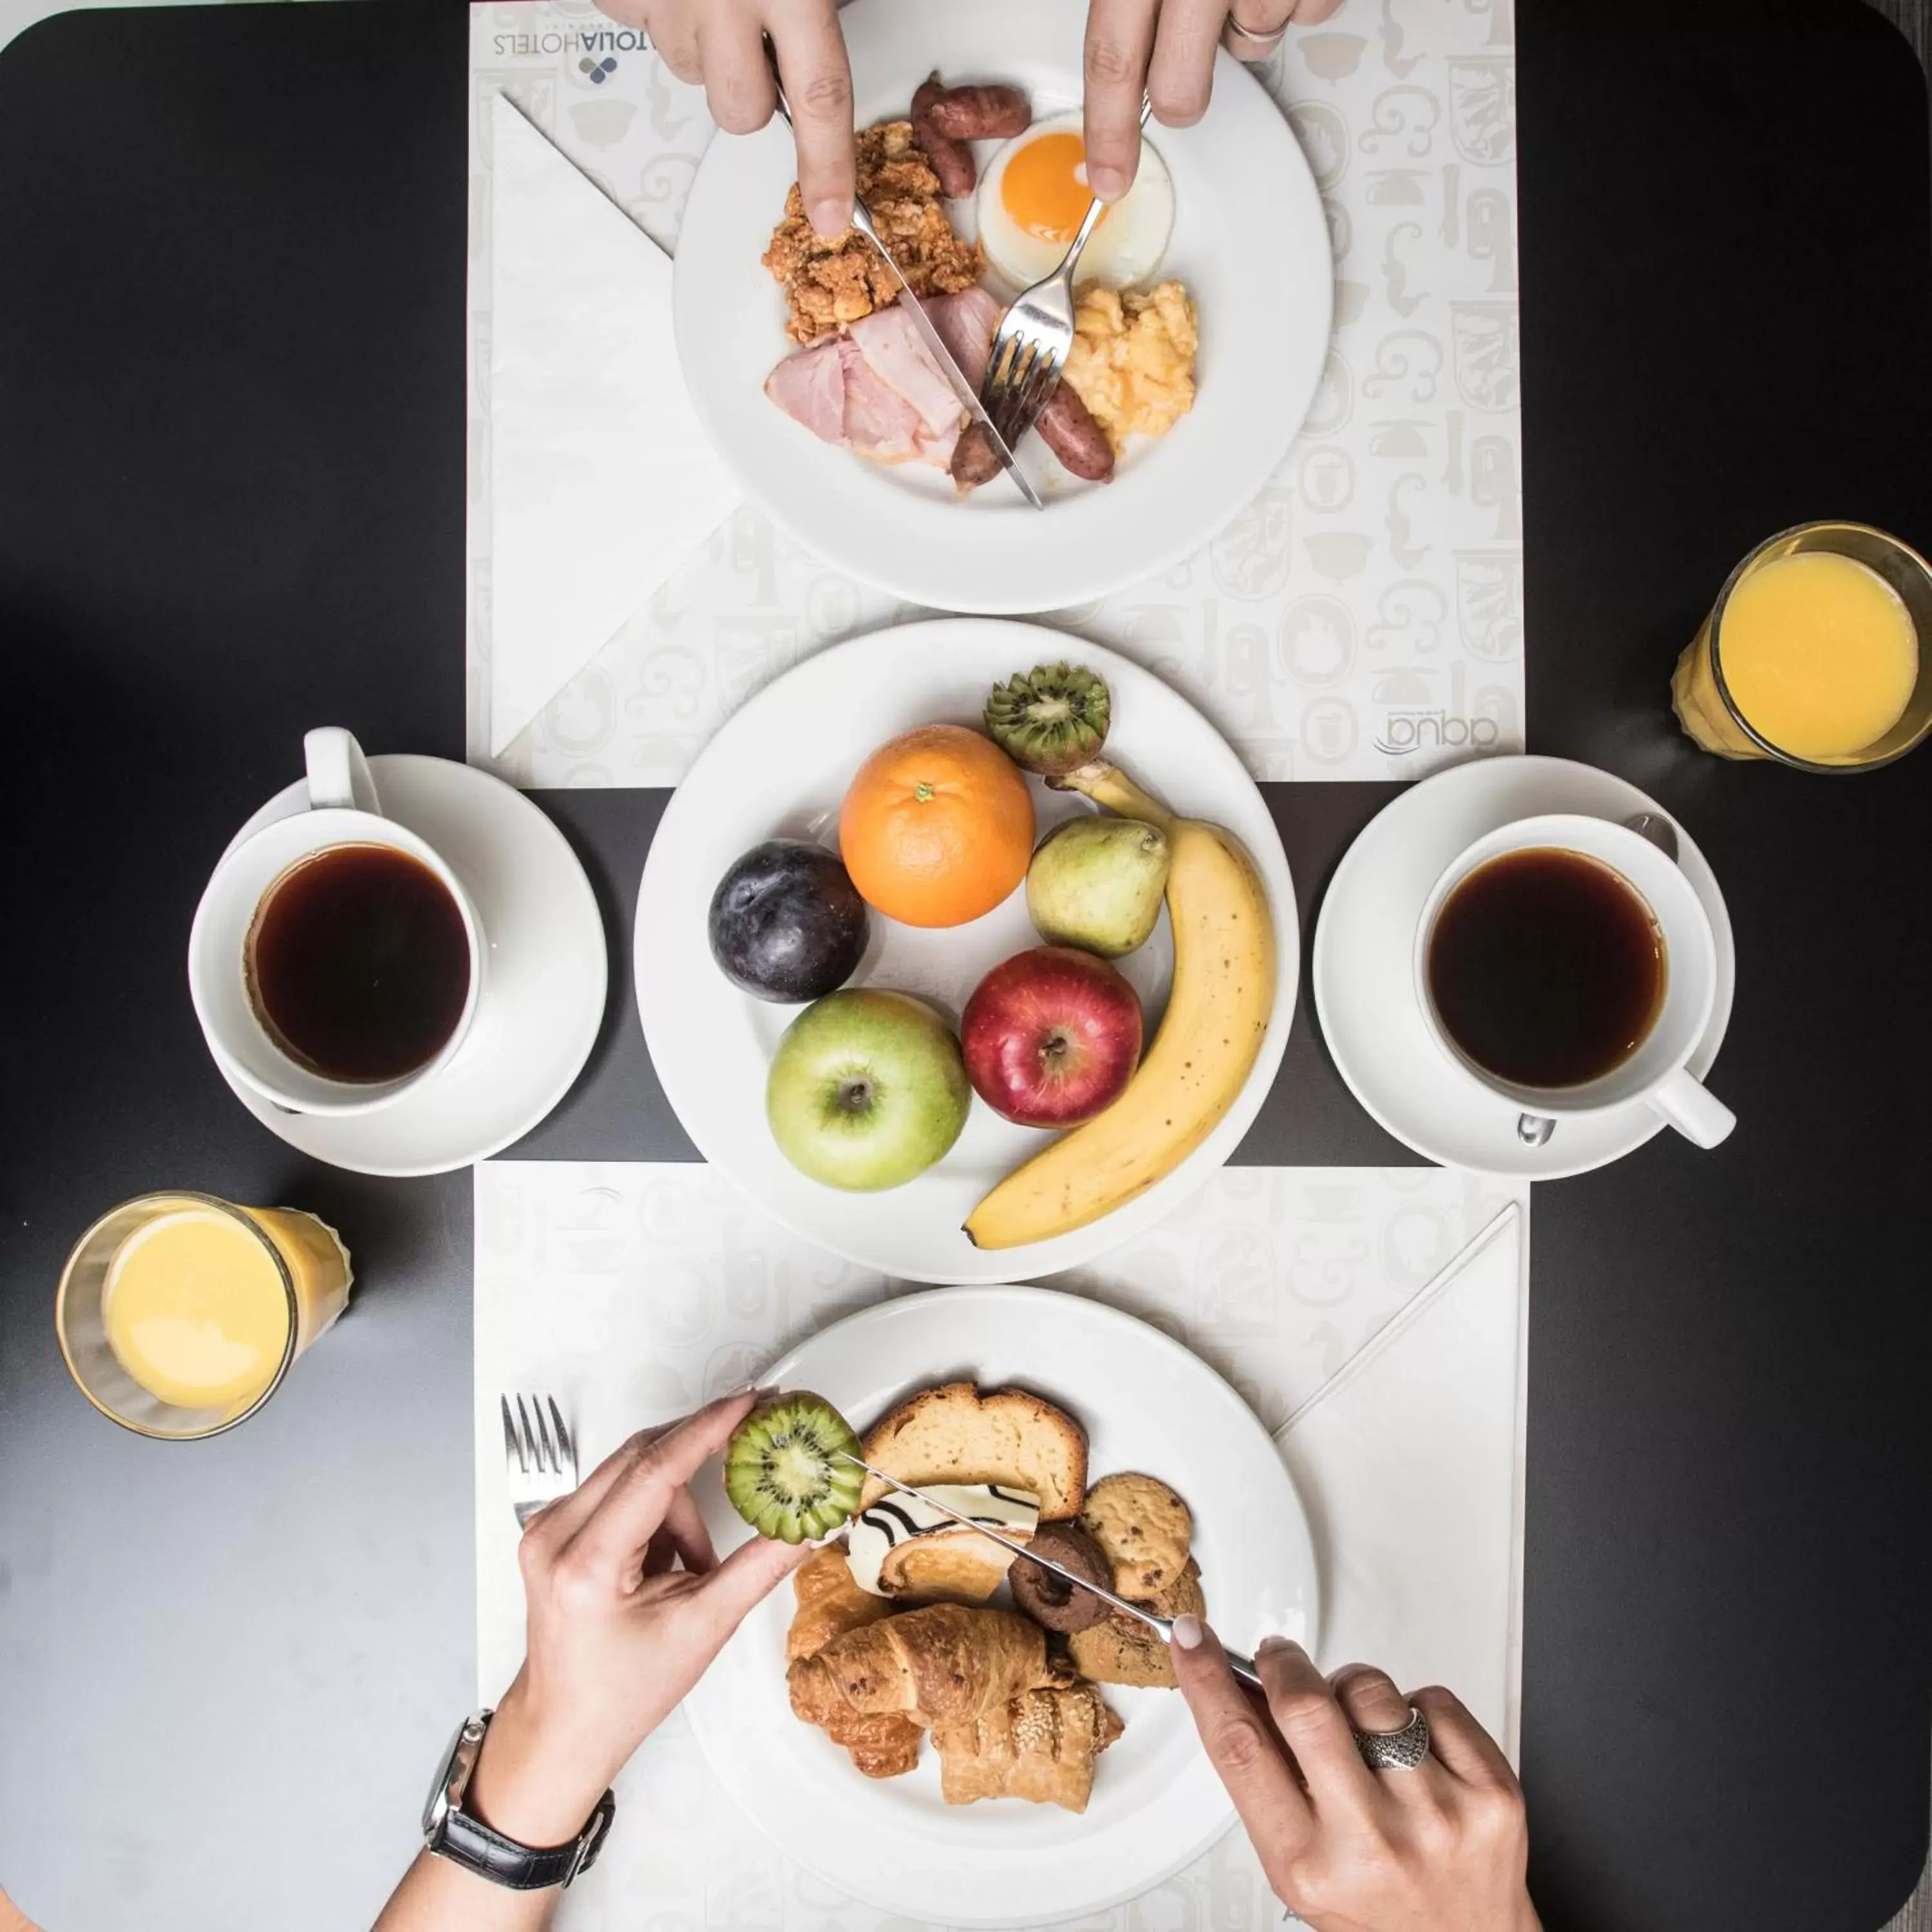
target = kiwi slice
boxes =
[985,663,1112,777]
[723,1390,865,1544]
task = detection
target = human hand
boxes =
[466,1392,806,1848]
[596,0,855,236]
[1083,0,1347,202]
[1171,1620,1541,1932]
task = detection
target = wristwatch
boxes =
[421,1709,615,1890]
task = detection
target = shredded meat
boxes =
[763,120,983,345]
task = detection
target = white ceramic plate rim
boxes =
[671,0,1332,614]
[1311,754,1737,1179]
[634,620,1297,1282]
[203,755,608,1178]
[683,1283,1318,1927]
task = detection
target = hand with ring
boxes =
[1082,0,1347,202]
[1170,1617,1543,1932]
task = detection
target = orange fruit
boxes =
[839,724,1034,928]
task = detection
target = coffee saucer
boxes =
[1312,755,1736,1178]
[205,755,607,1177]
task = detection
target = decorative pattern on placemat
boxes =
[473,1160,1524,1929]
[465,0,1521,784]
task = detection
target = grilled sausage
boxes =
[951,381,1116,491]
[911,73,978,199]
[927,84,1032,141]
[950,422,1004,491]
[1037,383,1115,482]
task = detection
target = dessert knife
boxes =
[761,42,1045,511]
[837,1454,1266,1690]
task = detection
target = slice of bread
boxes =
[861,1383,1088,1521]
[878,1523,1025,1604]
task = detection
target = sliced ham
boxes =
[836,337,924,462]
[762,338,846,444]
[848,305,960,440]
[923,287,1001,387]
[764,287,1006,473]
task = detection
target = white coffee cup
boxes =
[188,729,485,1116]
[1413,814,1736,1150]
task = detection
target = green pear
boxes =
[1026,817,1171,958]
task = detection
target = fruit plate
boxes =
[633,620,1297,1283]
[672,0,1332,614]
[685,1285,1318,1927]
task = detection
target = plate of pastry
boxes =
[685,1285,1318,1926]
[671,0,1332,613]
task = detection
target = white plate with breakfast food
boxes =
[635,620,1296,1283]
[687,1285,1319,1926]
[672,0,1332,614]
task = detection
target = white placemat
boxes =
[465,0,1522,786]
[475,1161,1528,1929]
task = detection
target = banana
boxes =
[964,798,1276,1250]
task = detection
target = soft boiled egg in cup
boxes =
[975,112,1175,288]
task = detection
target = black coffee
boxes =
[247,844,471,1083]
[1426,848,1665,1088]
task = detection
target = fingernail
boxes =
[809,197,850,238]
[1088,164,1128,202]
[1256,1634,1293,1655]
[1171,1613,1204,1650]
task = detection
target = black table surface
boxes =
[2,3,1929,1928]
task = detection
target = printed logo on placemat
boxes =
[491,24,647,58]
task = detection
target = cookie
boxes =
[1078,1472,1193,1598]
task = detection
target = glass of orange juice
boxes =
[1672,521,1932,770]
[55,1192,352,1439]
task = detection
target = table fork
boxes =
[502,1393,577,1529]
[982,98,1153,444]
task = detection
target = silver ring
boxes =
[1224,11,1292,50]
[1351,1704,1431,1771]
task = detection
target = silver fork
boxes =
[983,97,1153,444]
[502,1393,578,1530]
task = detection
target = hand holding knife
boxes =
[761,38,1045,511]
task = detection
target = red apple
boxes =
[961,946,1144,1128]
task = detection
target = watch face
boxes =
[422,1712,484,1837]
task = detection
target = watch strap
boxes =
[434,1789,614,1891]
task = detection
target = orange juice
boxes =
[59,1194,351,1433]
[1674,529,1931,767]
[1716,552,1915,758]
[104,1206,292,1407]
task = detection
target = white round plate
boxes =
[204,755,607,1177]
[685,1285,1317,1927]
[1312,755,1737,1179]
[672,0,1332,614]
[634,621,1296,1282]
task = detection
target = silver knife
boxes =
[838,1454,1265,1690]
[762,44,1045,511]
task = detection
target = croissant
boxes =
[788,1602,1068,1732]
[785,1548,922,1778]
[933,1683,1124,1812]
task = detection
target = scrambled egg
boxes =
[1063,281,1198,455]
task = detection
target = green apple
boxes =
[1027,817,1171,957]
[766,989,971,1191]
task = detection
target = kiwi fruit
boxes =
[985,663,1111,777]
[723,1390,865,1543]
[1010,1522,1113,1633]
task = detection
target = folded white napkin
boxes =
[1278,1204,1526,1757]
[486,94,739,755]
